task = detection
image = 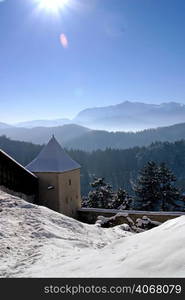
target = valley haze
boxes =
[5,101,185,132]
[1,101,185,151]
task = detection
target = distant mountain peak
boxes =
[3,100,185,132]
[73,101,185,131]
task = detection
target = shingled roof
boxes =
[26,135,80,173]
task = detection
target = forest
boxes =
[1,135,185,199]
[65,122,185,151]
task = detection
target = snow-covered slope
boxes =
[0,191,185,278]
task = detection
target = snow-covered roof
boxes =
[26,135,80,173]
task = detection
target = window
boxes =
[47,185,54,190]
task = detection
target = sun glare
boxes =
[36,0,69,14]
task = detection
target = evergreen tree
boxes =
[111,188,132,210]
[134,161,161,211]
[134,161,183,211]
[81,196,89,207]
[87,177,114,208]
[158,163,181,211]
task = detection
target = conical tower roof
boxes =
[26,135,80,173]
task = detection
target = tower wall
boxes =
[34,172,60,212]
[34,169,81,218]
[58,169,81,218]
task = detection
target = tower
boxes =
[26,135,81,218]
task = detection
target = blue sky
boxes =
[0,0,185,123]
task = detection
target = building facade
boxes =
[26,136,81,218]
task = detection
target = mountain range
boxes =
[10,101,185,131]
[15,118,71,128]
[65,122,185,151]
[73,101,185,131]
[1,101,185,150]
[0,121,185,151]
[0,124,90,145]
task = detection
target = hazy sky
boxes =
[0,0,185,123]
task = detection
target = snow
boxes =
[0,190,185,278]
[79,207,185,216]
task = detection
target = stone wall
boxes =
[78,207,185,224]
[34,169,81,218]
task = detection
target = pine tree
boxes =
[111,188,132,210]
[134,161,183,211]
[158,163,181,211]
[134,161,161,211]
[87,177,113,208]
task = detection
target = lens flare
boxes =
[36,0,69,14]
[60,33,68,48]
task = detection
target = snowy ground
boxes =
[0,190,185,278]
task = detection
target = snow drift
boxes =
[0,191,185,278]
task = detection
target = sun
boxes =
[36,0,69,14]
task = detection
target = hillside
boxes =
[0,124,90,146]
[65,122,185,151]
[1,122,185,151]
[0,190,185,277]
[0,122,12,129]
[15,118,71,128]
[0,135,42,166]
[68,140,185,196]
[1,135,185,196]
